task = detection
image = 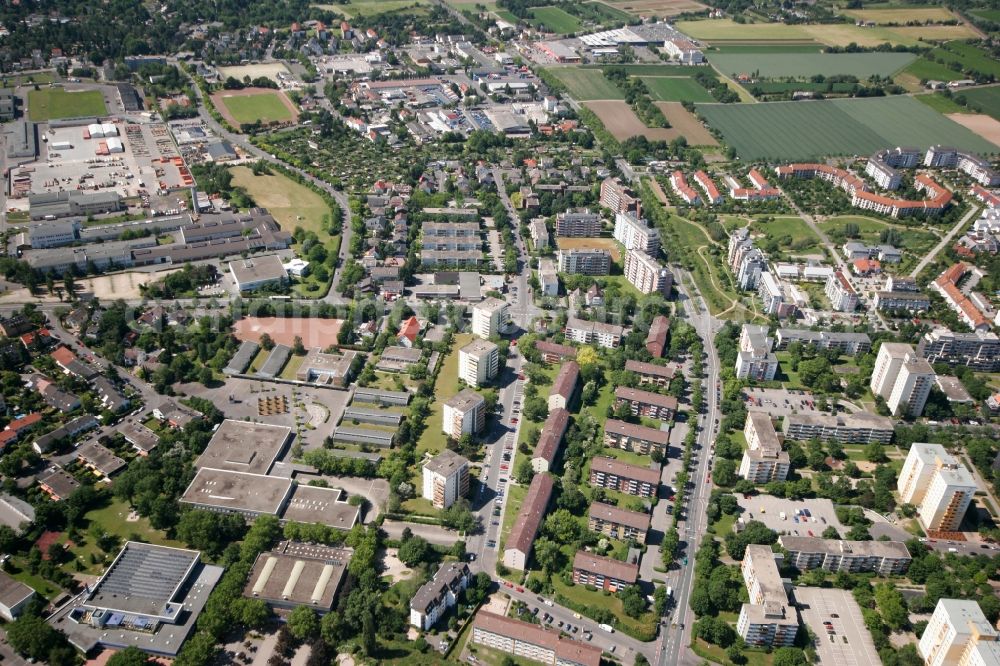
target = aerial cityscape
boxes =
[0,0,997,664]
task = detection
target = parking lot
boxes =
[744,387,821,417]
[794,587,880,666]
[735,494,846,536]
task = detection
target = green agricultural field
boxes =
[697,95,996,160]
[28,87,107,121]
[583,63,709,76]
[903,42,1000,83]
[586,1,633,21]
[709,43,823,54]
[972,8,1000,21]
[708,52,916,78]
[527,5,581,32]
[547,67,624,99]
[962,86,1000,121]
[641,76,714,102]
[902,57,967,83]
[915,93,971,115]
[313,0,428,17]
[748,81,857,95]
[220,91,293,124]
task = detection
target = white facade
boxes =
[757,271,785,315]
[735,324,778,381]
[898,443,978,531]
[421,451,470,510]
[872,343,935,416]
[624,248,672,295]
[919,599,1000,666]
[825,270,858,312]
[472,297,509,339]
[459,339,499,387]
[613,212,660,253]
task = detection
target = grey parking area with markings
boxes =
[793,587,880,666]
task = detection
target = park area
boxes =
[708,52,916,78]
[696,95,996,160]
[213,88,297,126]
[27,87,107,121]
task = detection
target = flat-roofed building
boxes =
[29,190,123,220]
[588,503,650,544]
[737,545,798,648]
[778,536,910,576]
[181,468,294,518]
[625,359,675,387]
[589,456,659,497]
[600,177,640,216]
[898,443,977,532]
[624,248,672,296]
[825,269,859,312]
[557,248,611,275]
[875,290,930,312]
[37,465,79,501]
[782,411,893,444]
[243,541,351,612]
[422,450,470,509]
[871,342,935,417]
[572,550,638,592]
[377,346,423,372]
[296,349,358,387]
[121,420,160,456]
[472,297,509,339]
[739,413,789,484]
[603,419,669,457]
[472,611,602,666]
[409,561,470,630]
[532,407,569,473]
[225,340,259,375]
[0,494,35,534]
[548,361,579,412]
[228,255,288,292]
[352,387,411,407]
[555,209,602,237]
[613,212,660,254]
[442,388,486,439]
[280,485,360,530]
[564,317,624,348]
[331,425,395,448]
[504,473,554,570]
[614,386,677,421]
[76,441,126,479]
[736,324,778,381]
[459,339,499,387]
[917,328,1000,372]
[646,315,669,358]
[0,572,33,622]
[194,420,292,476]
[773,329,871,355]
[919,599,1000,666]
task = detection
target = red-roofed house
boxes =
[397,316,422,347]
[852,258,881,276]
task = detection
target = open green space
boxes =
[641,76,714,103]
[971,8,1000,21]
[550,575,659,639]
[752,216,822,253]
[69,498,186,575]
[582,63,707,76]
[546,67,624,100]
[220,91,293,124]
[229,166,338,243]
[414,333,472,460]
[697,95,996,160]
[527,6,581,33]
[313,0,428,17]
[28,87,107,121]
[585,1,633,21]
[819,215,938,256]
[914,92,972,115]
[961,86,1000,121]
[709,52,916,78]
[709,43,822,54]
[903,42,1000,84]
[1,72,55,86]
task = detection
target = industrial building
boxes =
[243,541,352,612]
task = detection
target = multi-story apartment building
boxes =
[409,561,471,630]
[587,503,650,544]
[472,297,509,339]
[557,248,611,275]
[613,212,660,254]
[555,209,603,237]
[572,551,639,592]
[825,270,859,312]
[695,170,724,204]
[898,442,978,532]
[548,361,579,412]
[503,474,554,570]
[739,413,789,484]
[600,177,640,216]
[624,359,675,387]
[670,171,701,204]
[528,218,549,250]
[536,341,577,364]
[614,386,677,421]
[459,339,499,387]
[778,536,911,576]
[589,456,659,497]
[421,222,481,251]
[646,315,670,358]
[564,317,624,348]
[919,599,1000,666]
[442,389,486,439]
[472,611,602,666]
[866,155,902,190]
[773,329,871,355]
[757,271,786,316]
[532,408,569,473]
[737,545,799,648]
[603,419,670,458]
[871,342,935,417]
[917,328,1000,372]
[728,228,766,290]
[624,248,673,295]
[874,290,931,312]
[735,324,778,381]
[957,153,1000,187]
[932,263,992,332]
[422,450,470,509]
[782,411,894,444]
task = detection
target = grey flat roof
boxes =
[258,344,291,378]
[0,571,33,609]
[281,485,360,530]
[181,468,292,515]
[85,542,201,618]
[352,387,411,406]
[342,407,403,426]
[332,426,395,447]
[779,536,910,559]
[424,449,469,477]
[225,340,260,374]
[243,541,352,609]
[0,494,34,533]
[195,419,292,475]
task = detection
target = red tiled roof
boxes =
[572,550,639,582]
[590,455,661,484]
[588,502,651,531]
[473,612,601,666]
[397,316,421,342]
[604,419,670,445]
[505,474,554,556]
[535,340,577,359]
[50,346,77,366]
[7,412,42,432]
[694,171,722,201]
[549,361,579,400]
[614,386,678,411]
[533,408,569,465]
[625,359,675,379]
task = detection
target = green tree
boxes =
[620,584,647,618]
[544,509,581,543]
[107,646,154,666]
[514,458,534,485]
[398,536,431,566]
[287,605,319,640]
[773,648,808,666]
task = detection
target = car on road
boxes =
[516,586,524,593]
[492,521,499,526]
[510,418,518,424]
[488,540,496,548]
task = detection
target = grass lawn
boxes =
[1,72,55,86]
[498,483,528,553]
[709,512,737,535]
[248,348,270,373]
[313,0,428,17]
[279,354,305,380]
[602,445,655,467]
[972,8,1000,21]
[547,67,624,100]
[752,216,822,253]
[842,6,954,22]
[66,498,186,574]
[693,638,776,666]
[414,333,473,460]
[220,91,294,124]
[641,76,714,103]
[527,6,581,33]
[551,575,659,639]
[962,86,1000,122]
[28,87,107,121]
[915,92,972,115]
[819,215,938,257]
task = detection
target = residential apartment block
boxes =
[874,290,931,312]
[728,228,765,290]
[564,317,624,348]
[603,419,670,458]
[919,599,1000,666]
[555,209,602,237]
[933,263,992,332]
[871,342,935,417]
[589,456,659,497]
[503,473,554,570]
[532,408,570,473]
[459,339,499,387]
[472,611,602,666]
[548,361,579,412]
[917,328,1000,372]
[536,340,577,364]
[613,211,660,254]
[572,551,639,592]
[624,248,673,296]
[670,171,700,204]
[825,269,859,312]
[739,413,790,484]
[614,386,677,421]
[472,297,509,339]
[422,450,470,510]
[442,389,486,439]
[695,170,724,204]
[600,177,640,216]
[587,502,650,544]
[782,411,894,444]
[409,561,470,630]
[735,324,778,381]
[646,315,670,358]
[737,545,799,648]
[898,443,977,532]
[778,536,911,576]
[773,329,871,355]
[557,248,611,275]
[624,359,675,387]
